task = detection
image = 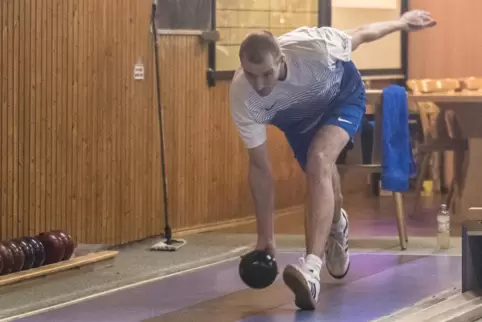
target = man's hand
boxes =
[400,10,437,31]
[255,240,276,257]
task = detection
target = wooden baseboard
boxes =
[172,205,304,237]
[0,250,118,287]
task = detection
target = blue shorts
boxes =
[283,62,366,170]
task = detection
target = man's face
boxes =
[241,53,283,97]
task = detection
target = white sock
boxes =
[332,209,346,232]
[305,254,322,275]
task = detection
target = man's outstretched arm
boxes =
[350,9,436,51]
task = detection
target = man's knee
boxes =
[305,125,350,181]
[305,151,333,182]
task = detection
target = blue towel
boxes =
[381,85,417,192]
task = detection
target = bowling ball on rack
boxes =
[51,230,75,260]
[0,242,14,275]
[239,250,278,289]
[4,240,25,273]
[23,236,45,268]
[36,231,65,265]
[13,238,35,270]
[50,231,68,254]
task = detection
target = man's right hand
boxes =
[255,239,276,257]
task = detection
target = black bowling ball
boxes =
[23,237,45,268]
[13,238,35,270]
[239,250,278,289]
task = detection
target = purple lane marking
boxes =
[242,255,461,322]
[14,253,461,322]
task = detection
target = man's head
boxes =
[239,30,285,97]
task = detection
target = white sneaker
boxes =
[325,208,350,279]
[282,257,321,310]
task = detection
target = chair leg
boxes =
[412,152,431,215]
[404,213,409,243]
[393,192,407,250]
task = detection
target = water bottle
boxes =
[437,204,450,250]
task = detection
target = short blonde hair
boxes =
[239,30,281,64]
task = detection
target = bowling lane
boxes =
[12,252,461,322]
[240,254,461,322]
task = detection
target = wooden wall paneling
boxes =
[409,0,482,79]
[12,0,20,239]
[45,0,51,243]
[59,0,67,238]
[99,0,108,243]
[36,0,42,236]
[69,0,77,242]
[126,0,135,242]
[14,0,20,237]
[5,0,11,239]
[0,0,307,245]
[86,0,94,243]
[112,0,120,244]
[7,0,16,239]
[75,0,83,242]
[17,0,25,239]
[1,0,5,239]
[27,0,35,237]
[0,0,166,245]
[23,0,30,237]
[49,0,56,240]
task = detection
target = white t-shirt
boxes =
[229,26,353,149]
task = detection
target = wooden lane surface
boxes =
[366,89,482,224]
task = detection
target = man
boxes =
[229,10,436,310]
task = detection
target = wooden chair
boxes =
[407,79,468,215]
[338,90,408,250]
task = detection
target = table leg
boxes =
[438,103,482,225]
[455,138,482,222]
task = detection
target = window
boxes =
[331,0,402,71]
[215,0,319,71]
[155,0,213,30]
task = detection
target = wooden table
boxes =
[366,90,482,224]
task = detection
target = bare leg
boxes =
[283,125,350,311]
[304,125,349,258]
[304,164,344,253]
[332,166,343,224]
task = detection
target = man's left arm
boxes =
[350,9,436,51]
